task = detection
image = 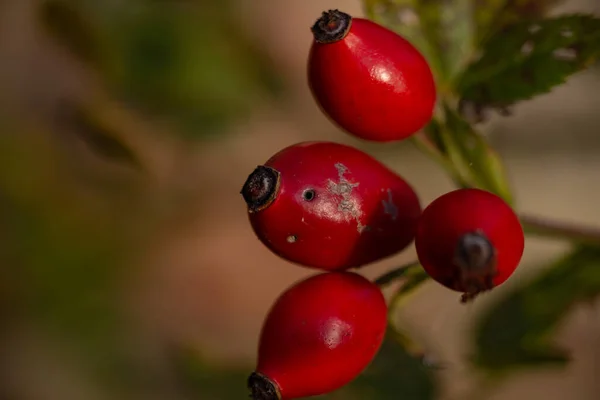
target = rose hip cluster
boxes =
[240,10,525,400]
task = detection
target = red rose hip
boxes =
[248,272,388,400]
[415,188,525,302]
[308,10,436,142]
[240,141,422,270]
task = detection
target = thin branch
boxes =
[520,214,600,245]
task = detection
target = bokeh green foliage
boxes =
[3,0,600,399]
[0,129,147,396]
[38,0,285,138]
[1,0,287,397]
[473,245,600,373]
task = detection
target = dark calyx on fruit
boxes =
[248,372,281,400]
[311,9,352,44]
[453,231,498,303]
[241,166,280,213]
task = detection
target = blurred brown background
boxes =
[0,0,599,399]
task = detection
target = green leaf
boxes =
[458,14,600,113]
[423,105,513,203]
[322,329,437,400]
[475,0,565,46]
[444,105,513,203]
[472,245,600,373]
[362,0,474,83]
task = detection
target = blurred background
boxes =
[0,0,599,399]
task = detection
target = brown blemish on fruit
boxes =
[382,189,399,220]
[328,163,368,233]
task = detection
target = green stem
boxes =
[520,214,600,245]
[374,261,420,287]
[410,135,471,188]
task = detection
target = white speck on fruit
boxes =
[328,163,368,233]
[382,189,398,220]
[286,235,297,243]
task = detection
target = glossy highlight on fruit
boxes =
[248,271,388,400]
[240,141,422,270]
[415,188,525,302]
[308,9,436,142]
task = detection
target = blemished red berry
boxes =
[415,188,525,302]
[248,271,388,400]
[240,141,421,271]
[307,9,436,142]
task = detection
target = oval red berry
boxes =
[308,10,436,142]
[240,141,422,270]
[248,271,388,399]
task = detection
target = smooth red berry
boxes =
[248,271,387,400]
[240,141,421,271]
[414,188,525,302]
[307,10,436,142]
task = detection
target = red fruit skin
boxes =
[255,272,387,399]
[308,17,436,142]
[247,141,421,270]
[415,188,525,292]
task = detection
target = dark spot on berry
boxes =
[302,189,316,201]
[453,231,498,302]
[455,232,495,270]
[241,166,281,213]
[311,9,353,44]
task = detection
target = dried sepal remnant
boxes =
[453,231,498,302]
[241,166,281,213]
[311,9,353,44]
[248,372,281,400]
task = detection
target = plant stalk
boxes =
[520,214,600,245]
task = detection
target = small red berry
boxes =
[414,188,525,302]
[307,9,436,142]
[240,141,421,270]
[248,271,387,400]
